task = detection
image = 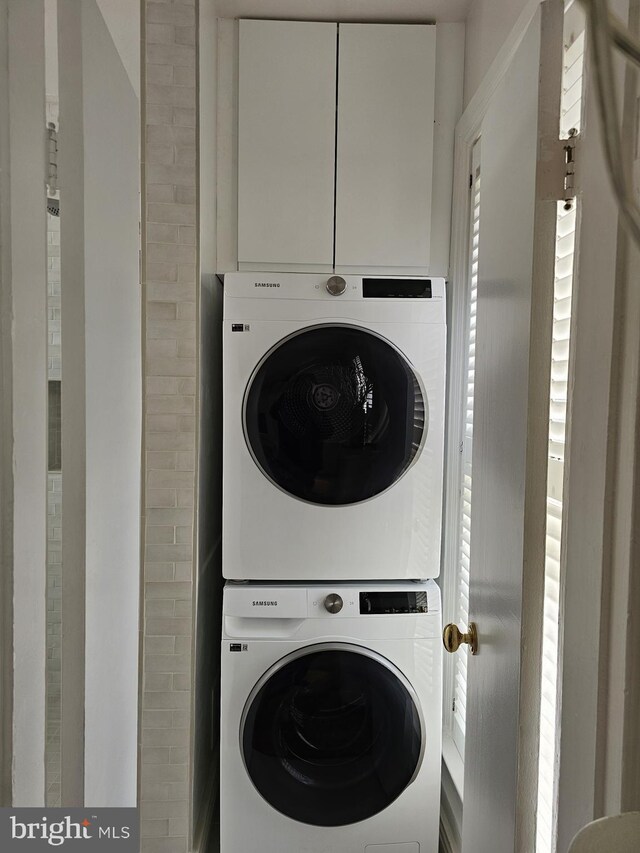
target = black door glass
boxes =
[244,325,426,505]
[241,647,423,826]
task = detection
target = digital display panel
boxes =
[362,278,432,298]
[359,591,428,614]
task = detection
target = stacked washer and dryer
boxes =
[220,272,447,853]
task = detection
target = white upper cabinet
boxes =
[237,20,337,269]
[234,20,460,274]
[335,24,436,272]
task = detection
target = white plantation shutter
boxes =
[547,203,575,501]
[536,10,585,851]
[536,201,576,853]
[452,151,480,758]
[560,30,585,135]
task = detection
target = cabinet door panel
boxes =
[335,24,436,271]
[238,20,337,269]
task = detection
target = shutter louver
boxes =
[535,11,584,850]
[560,31,585,135]
[452,163,480,759]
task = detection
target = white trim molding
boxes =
[6,0,48,807]
[440,754,462,853]
[0,0,12,808]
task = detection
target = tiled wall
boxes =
[141,1,199,850]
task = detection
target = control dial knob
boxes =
[324,593,343,614]
[326,276,347,296]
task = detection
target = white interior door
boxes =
[460,4,563,852]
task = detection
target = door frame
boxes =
[443,0,564,849]
[0,0,13,809]
[555,0,640,843]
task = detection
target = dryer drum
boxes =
[281,361,372,443]
[241,647,423,826]
[244,325,428,506]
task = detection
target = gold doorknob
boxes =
[443,622,478,655]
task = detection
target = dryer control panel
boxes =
[224,580,439,619]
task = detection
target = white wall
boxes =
[463,0,534,106]
[81,0,141,806]
[215,0,470,21]
[431,23,465,276]
[58,0,87,804]
[95,0,140,98]
[6,0,48,807]
[44,0,58,100]
[58,0,140,806]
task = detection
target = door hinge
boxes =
[452,697,456,713]
[539,128,581,206]
[47,122,58,194]
[562,128,579,210]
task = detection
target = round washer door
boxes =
[241,644,424,827]
[243,324,427,505]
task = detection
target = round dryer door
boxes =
[243,324,427,505]
[240,644,424,827]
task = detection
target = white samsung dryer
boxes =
[220,580,442,853]
[222,272,446,581]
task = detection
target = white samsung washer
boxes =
[222,272,446,581]
[220,580,442,853]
